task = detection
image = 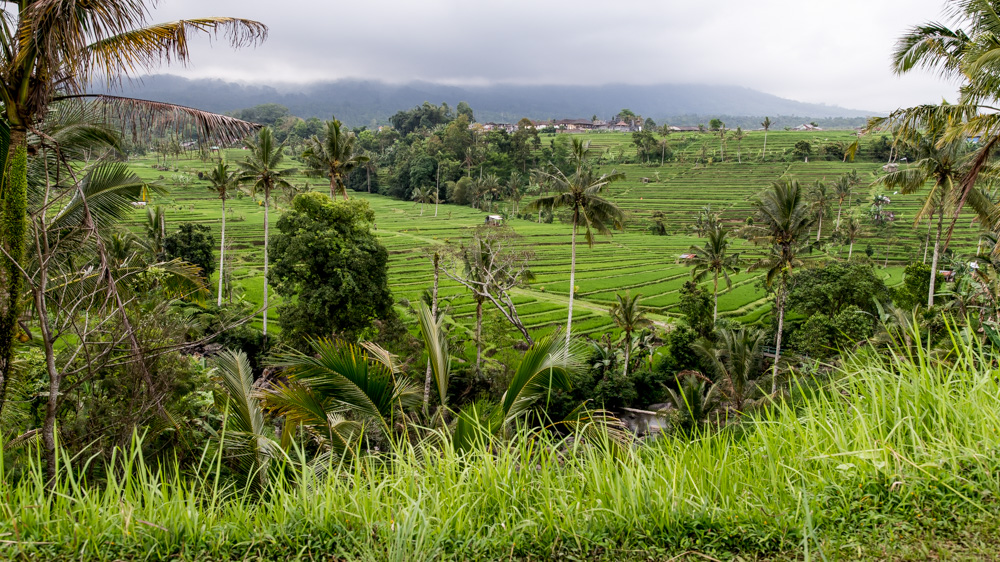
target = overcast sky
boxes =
[148,0,960,113]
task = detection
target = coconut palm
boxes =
[475,173,503,212]
[840,215,865,259]
[526,166,625,346]
[411,186,434,216]
[877,109,972,307]
[886,2,1000,236]
[609,292,652,377]
[238,127,297,337]
[732,126,746,164]
[747,179,815,389]
[208,161,240,306]
[301,118,369,201]
[688,226,741,322]
[760,117,772,159]
[0,2,264,416]
[832,171,857,229]
[693,327,766,412]
[811,180,833,242]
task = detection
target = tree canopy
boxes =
[269,192,395,343]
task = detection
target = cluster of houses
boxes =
[477,119,644,133]
[475,120,825,134]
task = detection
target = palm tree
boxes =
[832,172,856,229]
[238,127,296,338]
[747,179,814,389]
[667,373,722,434]
[609,292,652,377]
[693,327,765,412]
[887,2,1000,240]
[760,117,772,159]
[301,118,370,201]
[212,350,287,490]
[688,227,741,322]
[811,180,833,242]
[717,123,728,162]
[732,127,746,164]
[411,186,433,216]
[0,3,264,419]
[208,161,240,306]
[475,173,503,212]
[877,109,971,307]
[266,339,418,444]
[526,166,625,346]
[840,215,864,259]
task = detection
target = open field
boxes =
[124,130,969,341]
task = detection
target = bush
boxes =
[164,223,216,278]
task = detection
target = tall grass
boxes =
[4,335,1000,560]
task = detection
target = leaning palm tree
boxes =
[208,160,240,306]
[301,118,369,201]
[747,179,814,389]
[238,127,296,337]
[0,3,265,413]
[526,166,625,346]
[609,292,652,377]
[689,226,741,323]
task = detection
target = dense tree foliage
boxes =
[269,192,395,343]
[164,223,217,279]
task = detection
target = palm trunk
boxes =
[816,214,822,243]
[435,166,440,217]
[713,273,719,323]
[0,131,28,417]
[836,200,843,230]
[848,239,854,260]
[366,167,371,193]
[566,221,578,347]
[923,215,932,264]
[263,188,270,337]
[423,253,440,414]
[623,330,631,378]
[772,282,785,394]
[217,194,227,307]
[928,210,943,308]
[475,299,483,376]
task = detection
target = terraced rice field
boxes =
[125,130,962,342]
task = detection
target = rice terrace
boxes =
[6,1,1000,561]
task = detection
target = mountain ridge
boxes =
[94,75,878,128]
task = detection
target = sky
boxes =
[148,0,961,113]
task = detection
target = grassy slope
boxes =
[4,336,1000,560]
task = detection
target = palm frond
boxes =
[416,303,450,409]
[83,18,267,84]
[501,336,582,423]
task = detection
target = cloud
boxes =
[147,0,959,112]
